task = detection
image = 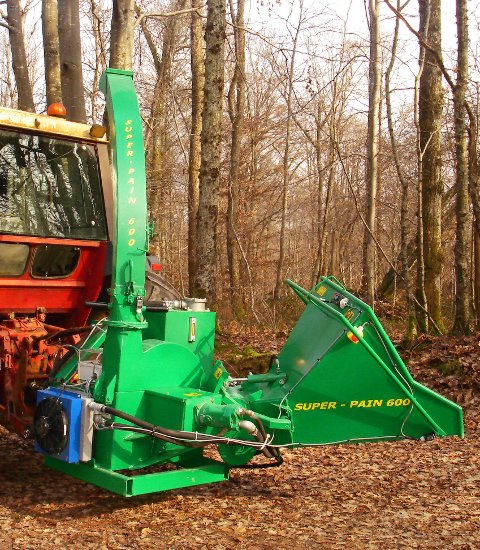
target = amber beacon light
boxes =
[47,103,67,118]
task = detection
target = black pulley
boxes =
[33,397,69,455]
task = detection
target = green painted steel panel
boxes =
[143,310,216,371]
[239,277,463,447]
[45,456,229,497]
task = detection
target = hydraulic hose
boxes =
[104,422,209,448]
[98,404,216,442]
[92,403,278,461]
[237,408,282,461]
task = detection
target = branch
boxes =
[135,6,204,28]
[334,139,444,335]
[384,0,455,92]
[0,20,13,31]
[384,1,475,149]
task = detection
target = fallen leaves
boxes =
[0,331,479,548]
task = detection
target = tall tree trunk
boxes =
[329,232,340,275]
[418,0,444,332]
[319,127,335,279]
[385,0,416,341]
[194,0,226,302]
[42,0,62,105]
[89,0,107,122]
[413,1,429,332]
[468,92,480,327]
[142,0,187,263]
[58,0,87,123]
[452,0,470,335]
[362,0,380,306]
[188,0,204,295]
[474,229,480,329]
[273,0,303,302]
[109,0,135,70]
[377,190,457,299]
[226,0,245,315]
[6,0,34,112]
[311,103,326,285]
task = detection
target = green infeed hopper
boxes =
[229,276,464,448]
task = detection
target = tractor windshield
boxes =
[0,128,107,240]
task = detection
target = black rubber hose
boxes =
[107,423,283,466]
[102,405,216,441]
[106,423,209,448]
[101,404,276,460]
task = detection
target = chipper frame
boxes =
[32,70,463,497]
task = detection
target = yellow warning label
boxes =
[184,392,202,397]
[214,367,223,380]
[344,309,355,321]
[316,285,327,297]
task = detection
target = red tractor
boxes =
[0,106,111,437]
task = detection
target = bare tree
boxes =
[385,0,416,340]
[142,0,188,262]
[226,0,245,314]
[88,0,108,122]
[273,0,304,302]
[452,0,470,334]
[418,0,444,332]
[6,0,34,112]
[188,0,204,295]
[414,3,429,333]
[469,90,480,328]
[42,0,62,105]
[362,0,381,306]
[194,0,227,302]
[58,0,87,122]
[109,0,135,70]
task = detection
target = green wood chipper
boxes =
[27,70,463,497]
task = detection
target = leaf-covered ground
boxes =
[1,332,479,549]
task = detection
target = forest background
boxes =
[0,0,478,339]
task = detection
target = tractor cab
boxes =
[0,107,111,435]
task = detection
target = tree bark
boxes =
[418,0,444,332]
[385,0,416,341]
[42,0,62,105]
[468,100,480,329]
[58,0,87,123]
[377,193,456,299]
[362,0,381,306]
[109,0,135,70]
[6,0,34,112]
[188,0,204,296]
[89,0,107,122]
[194,0,226,302]
[452,0,470,335]
[311,102,327,284]
[474,228,480,329]
[226,0,245,315]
